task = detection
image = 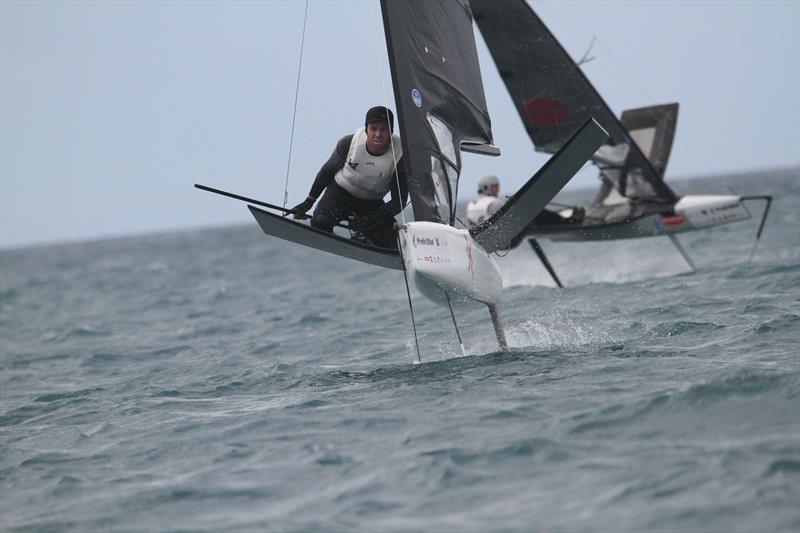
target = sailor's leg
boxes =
[311,183,355,232]
[364,211,398,248]
[349,201,397,248]
[487,303,508,351]
[528,238,563,288]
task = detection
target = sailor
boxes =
[466,174,586,228]
[466,174,505,226]
[288,106,407,248]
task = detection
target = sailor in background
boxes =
[288,106,408,248]
[466,174,505,226]
[467,173,586,227]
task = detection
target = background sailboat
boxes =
[470,0,772,287]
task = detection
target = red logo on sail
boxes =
[522,98,568,125]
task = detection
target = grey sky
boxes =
[2,0,798,248]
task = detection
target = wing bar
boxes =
[248,205,403,270]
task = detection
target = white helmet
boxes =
[477,174,500,194]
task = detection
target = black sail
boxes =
[471,0,676,203]
[381,0,499,225]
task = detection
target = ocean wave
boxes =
[569,368,799,436]
[34,387,105,403]
[754,313,800,335]
[420,437,562,466]
[764,458,800,477]
[650,320,725,337]
[57,325,112,341]
[680,369,799,403]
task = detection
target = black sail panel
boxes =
[621,103,679,179]
[381,0,498,224]
[471,0,676,202]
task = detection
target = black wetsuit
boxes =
[309,134,408,248]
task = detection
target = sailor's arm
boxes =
[308,135,351,199]
[289,135,352,218]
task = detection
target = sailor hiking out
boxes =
[288,106,408,248]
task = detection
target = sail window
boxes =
[445,162,459,221]
[428,156,460,223]
[426,113,458,168]
[430,156,451,222]
[629,128,656,158]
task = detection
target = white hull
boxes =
[398,221,502,307]
[533,194,752,242]
[675,194,751,228]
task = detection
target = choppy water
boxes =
[1,169,798,531]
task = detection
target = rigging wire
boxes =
[368,3,418,363]
[282,0,310,210]
[369,1,407,225]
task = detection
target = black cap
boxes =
[365,106,394,132]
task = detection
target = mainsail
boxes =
[471,0,677,203]
[381,0,500,225]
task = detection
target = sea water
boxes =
[1,169,798,531]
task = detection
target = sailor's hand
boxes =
[287,196,315,219]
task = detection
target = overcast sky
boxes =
[2,0,798,248]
